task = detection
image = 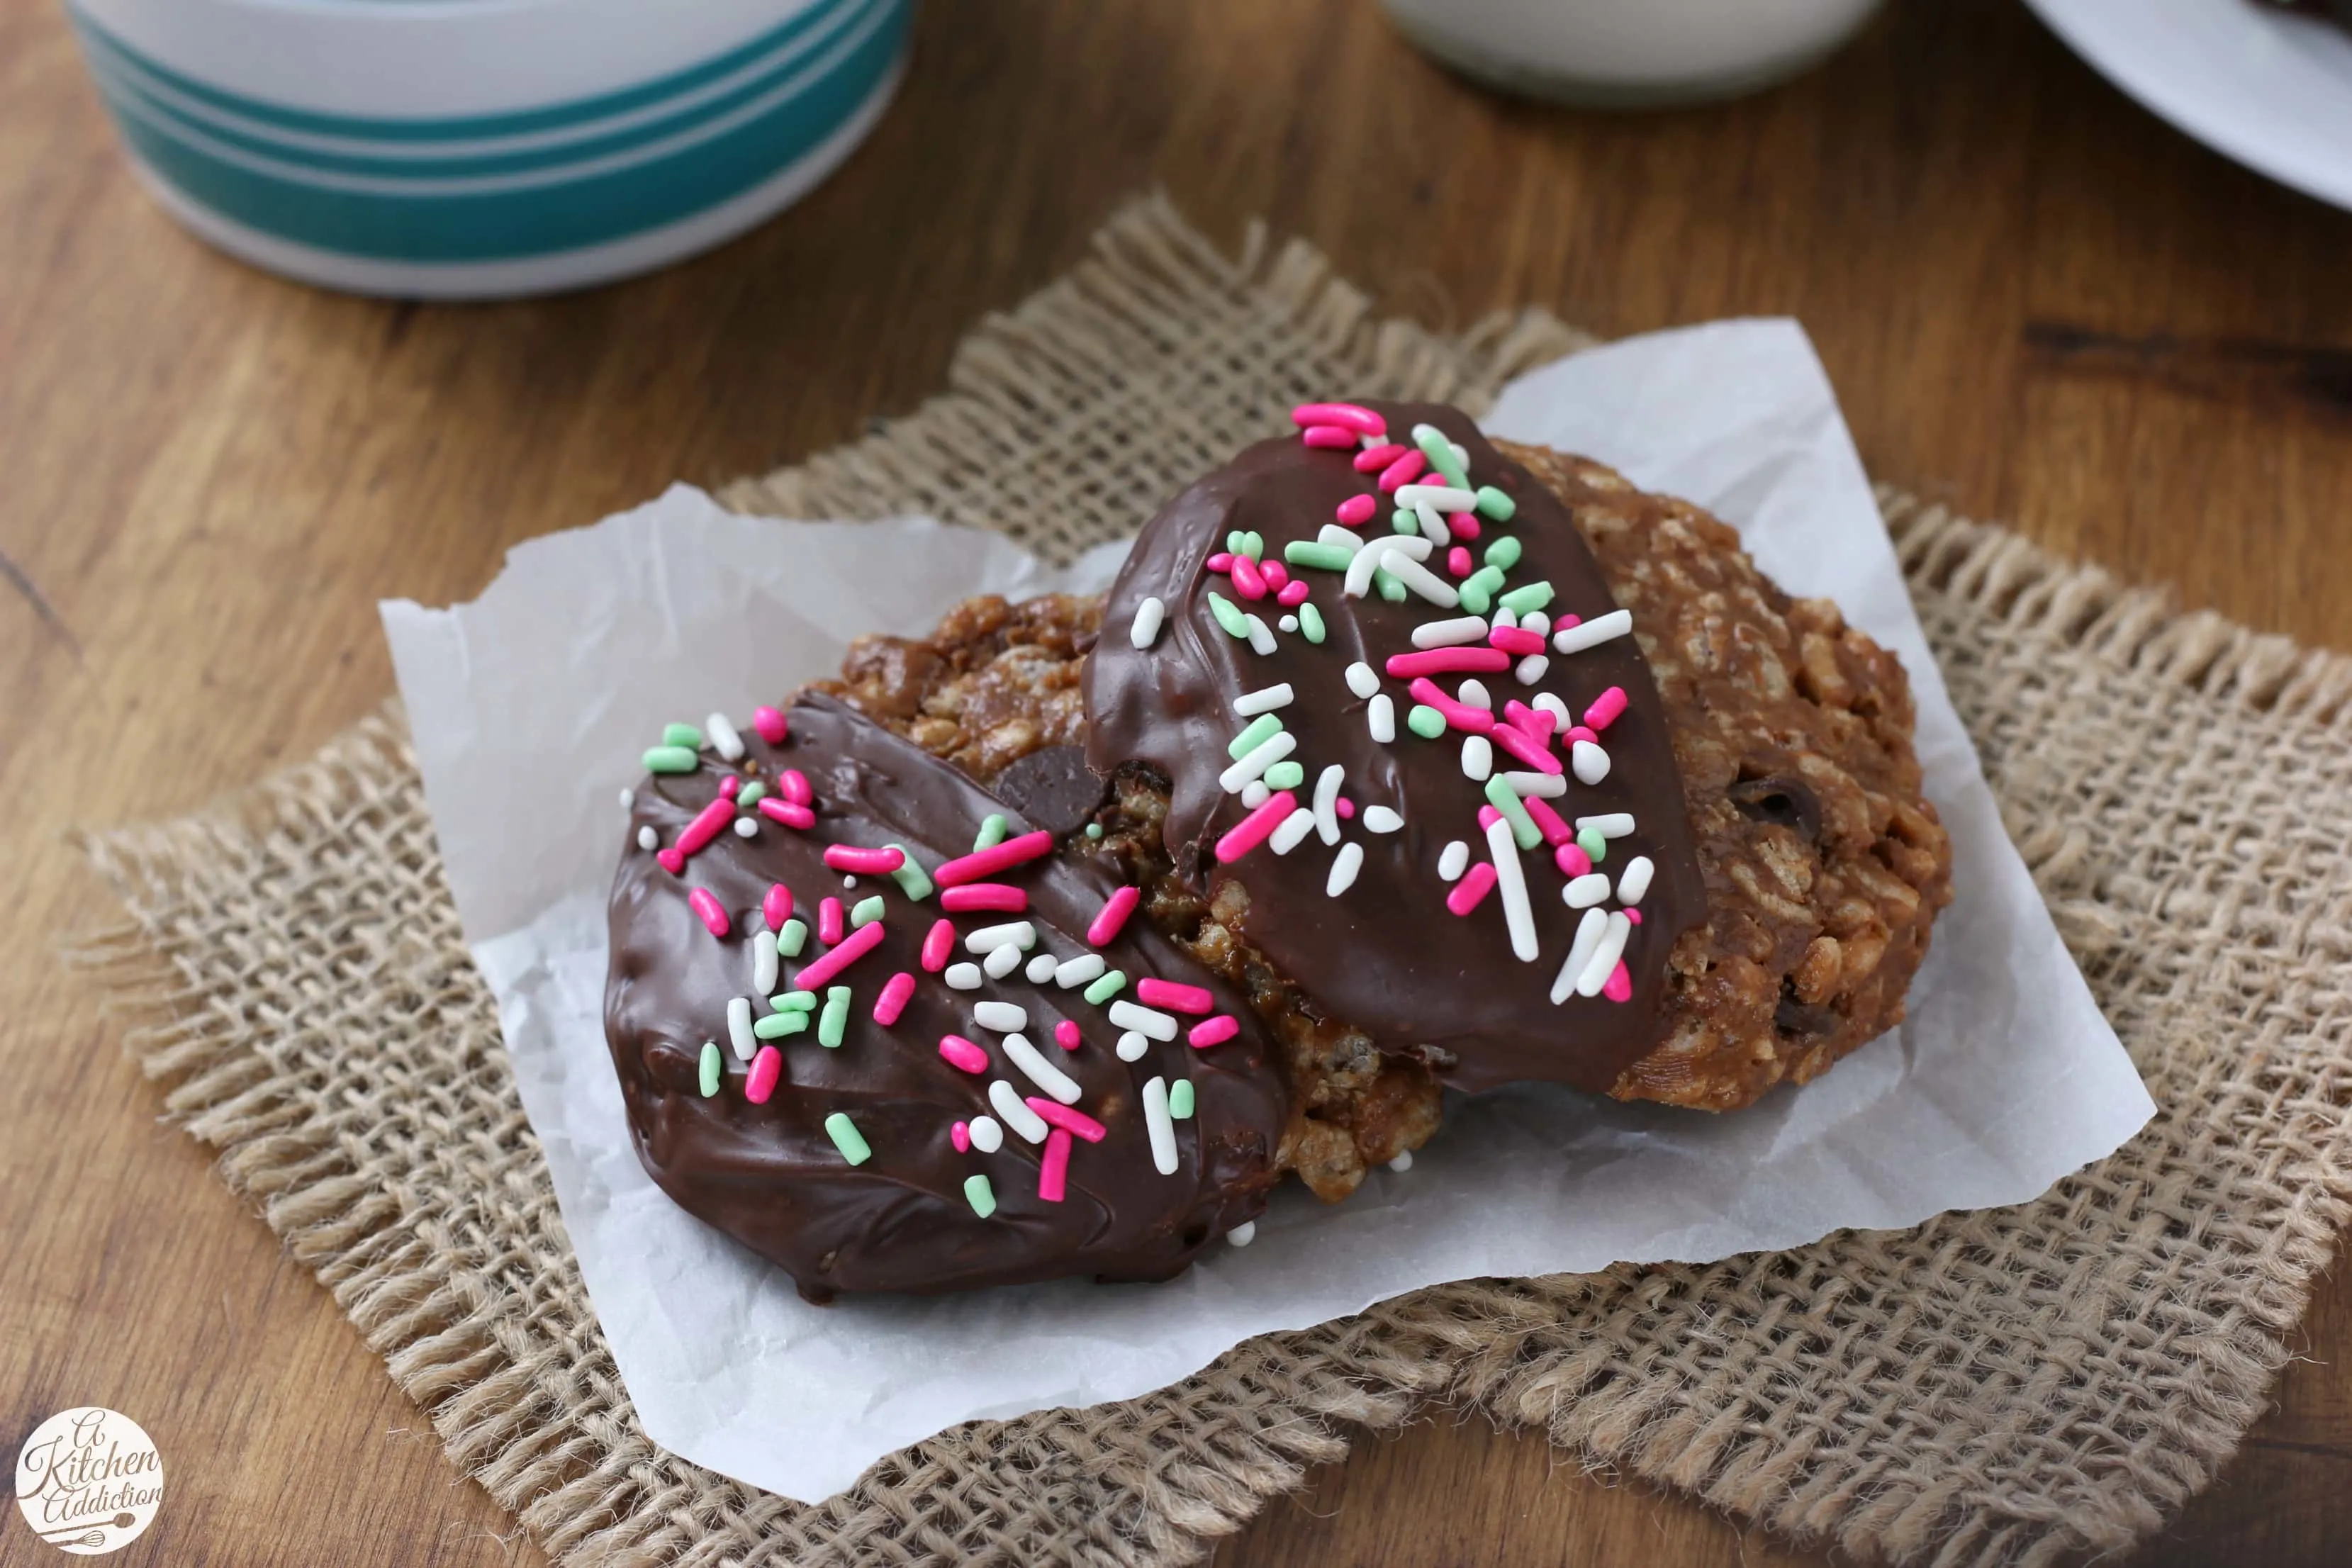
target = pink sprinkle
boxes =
[1138,977,1215,1015]
[1230,555,1268,600]
[1585,686,1630,731]
[745,1046,781,1104]
[675,797,737,857]
[1503,700,1556,741]
[752,706,788,745]
[1301,424,1357,449]
[951,1120,972,1153]
[1335,493,1377,527]
[1087,884,1141,947]
[1258,559,1290,593]
[941,883,1026,914]
[1277,579,1310,607]
[1377,450,1428,492]
[1406,678,1496,734]
[763,884,795,931]
[792,919,885,990]
[1038,1127,1073,1202]
[1491,724,1563,775]
[1187,1014,1241,1049]
[657,847,685,875]
[1625,909,1643,926]
[939,1034,989,1074]
[1565,725,1599,746]
[921,918,956,972]
[1602,961,1633,1003]
[1478,805,1503,831]
[1555,614,1582,634]
[1449,512,1482,542]
[719,775,741,798]
[1291,401,1385,436]
[1027,1097,1108,1141]
[1555,842,1593,878]
[1055,1019,1082,1051]
[687,888,731,938]
[1490,626,1546,656]
[1206,551,1235,573]
[1447,546,1474,578]
[1354,442,1406,473]
[1214,789,1298,864]
[1335,797,1355,819]
[1524,793,1574,848]
[873,971,916,1026]
[758,797,814,830]
[817,897,844,946]
[1446,863,1499,916]
[779,768,813,806]
[823,844,906,875]
[934,830,1053,887]
[1388,646,1512,679]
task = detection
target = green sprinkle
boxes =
[1484,534,1523,572]
[1577,826,1608,865]
[1228,713,1284,758]
[1207,591,1250,639]
[1167,1080,1196,1119]
[1263,761,1305,792]
[818,986,851,1048]
[850,895,885,929]
[1226,530,1248,556]
[778,917,809,958]
[1374,567,1407,603]
[1458,565,1506,616]
[1484,775,1542,851]
[1085,822,1105,839]
[1474,485,1516,521]
[886,844,934,900]
[1406,704,1447,740]
[1413,424,1469,487]
[1241,530,1264,561]
[824,1111,871,1165]
[1084,970,1128,1005]
[1499,580,1554,615]
[698,1041,722,1097]
[1391,509,1418,535]
[1299,603,1326,644]
[974,814,1009,851]
[643,746,698,773]
[770,990,818,1012]
[754,1010,807,1039]
[964,1173,997,1218]
[736,781,768,807]
[662,722,705,749]
[1284,541,1356,573]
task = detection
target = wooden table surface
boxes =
[5,1,2349,1563]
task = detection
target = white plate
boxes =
[2028,0,2352,211]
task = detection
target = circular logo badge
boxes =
[13,1409,163,1556]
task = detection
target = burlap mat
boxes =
[74,195,2352,1568]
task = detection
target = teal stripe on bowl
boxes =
[77,0,909,263]
[82,0,883,181]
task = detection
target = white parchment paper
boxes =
[381,319,2154,1503]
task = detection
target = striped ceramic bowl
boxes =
[66,0,914,298]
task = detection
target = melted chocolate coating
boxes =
[605,695,1287,1299]
[1082,402,1707,1094]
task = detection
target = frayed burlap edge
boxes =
[70,194,2352,1568]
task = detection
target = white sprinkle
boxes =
[973,1001,1029,1034]
[990,1080,1050,1143]
[1379,548,1460,608]
[1025,953,1059,984]
[1055,953,1106,989]
[1516,655,1550,686]
[1363,805,1404,834]
[1108,999,1177,1041]
[752,929,779,995]
[1552,908,1611,1004]
[983,942,1024,978]
[1486,817,1538,963]
[1448,439,1469,470]
[1220,730,1297,793]
[726,997,755,1061]
[1143,1077,1180,1174]
[1244,614,1277,655]
[1493,605,1518,630]
[1564,873,1613,908]
[1345,661,1380,699]
[1241,780,1272,809]
[1618,856,1656,906]
[1394,483,1476,512]
[1271,807,1318,855]
[1503,771,1567,798]
[1227,1221,1258,1246]
[1572,740,1611,785]
[1313,765,1344,845]
[1002,1032,1082,1104]
[1462,734,1493,780]
[1130,595,1167,649]
[1577,912,1633,997]
[1533,692,1573,729]
[733,817,758,838]
[1327,841,1365,897]
[706,712,746,762]
[1379,533,1436,560]
[1576,812,1637,839]
[1413,502,1451,547]
[1413,615,1489,649]
[1342,533,1434,596]
[1278,615,1299,633]
[636,825,659,852]
[945,962,984,990]
[1388,1150,1414,1173]
[1523,610,1551,637]
[619,788,635,810]
[1438,840,1470,881]
[1116,1031,1150,1062]
[1368,693,1396,744]
[1318,524,1365,554]
[965,921,1036,953]
[842,876,858,889]
[968,1115,1004,1153]
[1553,609,1634,656]
[1457,678,1491,710]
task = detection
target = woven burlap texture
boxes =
[74,195,2352,1568]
